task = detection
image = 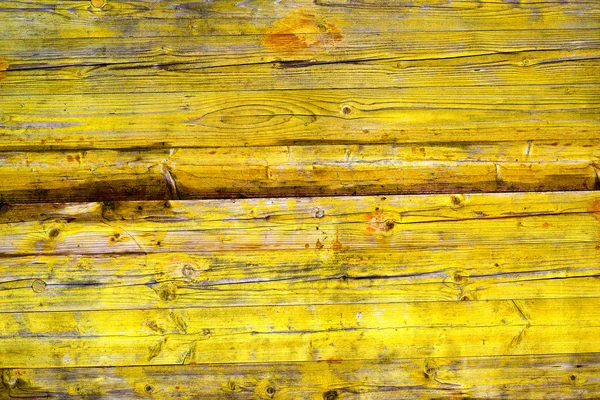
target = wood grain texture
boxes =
[0,192,598,313]
[1,191,598,256]
[1,141,598,202]
[1,0,598,40]
[1,86,598,151]
[1,0,598,396]
[2,354,598,399]
[0,299,599,368]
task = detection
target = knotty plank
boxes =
[1,354,598,399]
[0,192,597,311]
[0,299,598,368]
[1,0,598,40]
[0,87,598,150]
[1,141,598,202]
[0,192,598,256]
[0,244,598,311]
[0,191,597,253]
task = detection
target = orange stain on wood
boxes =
[0,57,9,82]
[366,209,396,235]
[589,199,600,221]
[66,154,81,163]
[262,10,342,54]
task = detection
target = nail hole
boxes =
[145,385,154,393]
[266,386,276,396]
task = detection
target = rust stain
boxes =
[0,57,9,82]
[263,10,343,54]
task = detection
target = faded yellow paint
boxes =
[0,0,599,398]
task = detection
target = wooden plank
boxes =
[0,243,598,311]
[0,0,599,39]
[1,354,599,399]
[2,29,598,72]
[0,299,598,368]
[1,141,598,202]
[1,49,598,96]
[1,299,597,339]
[0,192,597,311]
[0,192,598,256]
[0,87,598,151]
[1,0,598,40]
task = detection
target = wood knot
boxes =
[90,0,106,8]
[265,386,276,397]
[31,279,47,293]
[48,228,60,240]
[450,194,466,208]
[323,390,339,400]
[423,359,439,380]
[314,208,325,218]
[453,271,468,284]
[341,105,352,115]
[182,264,199,281]
[157,283,177,302]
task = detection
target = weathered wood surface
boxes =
[1,0,599,398]
[1,141,598,202]
[1,299,599,368]
[2,354,599,399]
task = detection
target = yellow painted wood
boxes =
[0,0,598,396]
[0,299,599,368]
[3,29,598,71]
[0,243,598,312]
[0,86,598,150]
[0,192,598,312]
[1,299,597,339]
[0,141,597,202]
[2,354,598,399]
[2,49,598,95]
[0,0,598,40]
[0,353,600,400]
[0,191,598,255]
